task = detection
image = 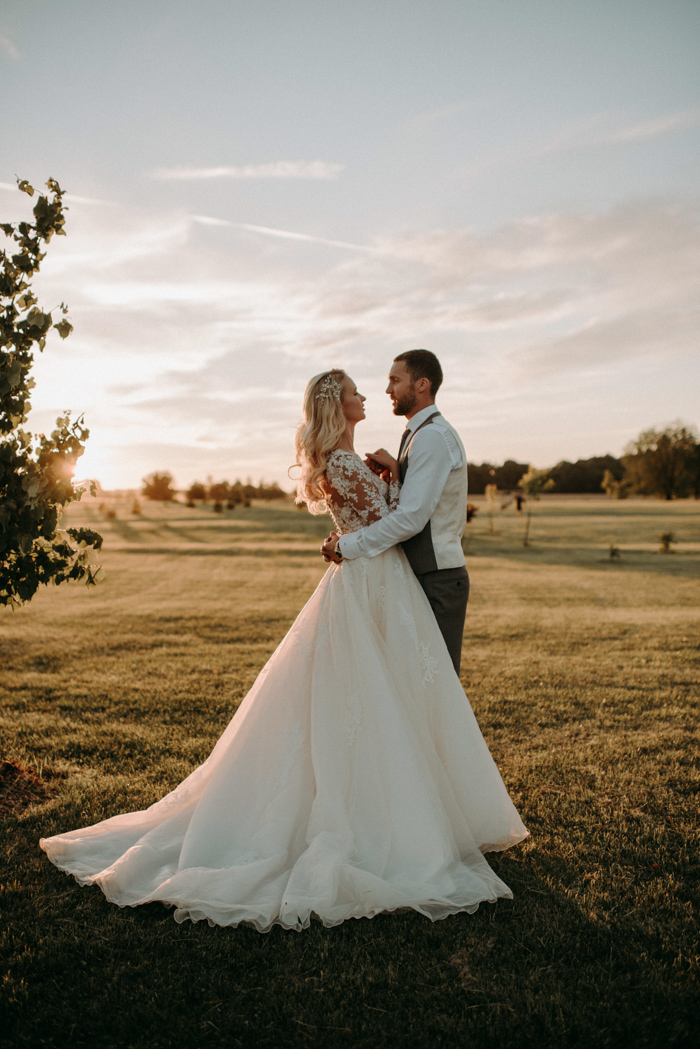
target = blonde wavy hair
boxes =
[294,369,347,514]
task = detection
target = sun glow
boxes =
[73,443,118,492]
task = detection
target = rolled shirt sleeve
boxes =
[338,426,459,560]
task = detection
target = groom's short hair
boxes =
[394,349,443,396]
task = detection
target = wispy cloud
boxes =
[0,33,20,61]
[193,214,385,255]
[538,108,700,154]
[459,108,700,179]
[402,95,494,133]
[148,161,343,181]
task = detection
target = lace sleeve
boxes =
[387,479,400,511]
[325,452,398,529]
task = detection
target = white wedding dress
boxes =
[41,451,527,931]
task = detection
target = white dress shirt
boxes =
[337,404,466,561]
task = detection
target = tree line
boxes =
[141,472,287,509]
[143,422,699,508]
[468,424,699,500]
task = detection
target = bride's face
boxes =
[341,376,366,423]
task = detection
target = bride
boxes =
[40,369,527,932]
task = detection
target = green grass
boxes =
[1,495,699,1048]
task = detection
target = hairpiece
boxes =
[315,373,343,402]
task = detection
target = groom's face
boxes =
[386,360,418,416]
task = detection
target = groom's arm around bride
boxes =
[322,349,470,675]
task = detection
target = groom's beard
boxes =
[392,389,418,416]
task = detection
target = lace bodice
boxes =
[325,450,401,535]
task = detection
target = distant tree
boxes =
[226,480,243,509]
[1,177,102,608]
[142,471,176,502]
[232,478,255,507]
[485,483,498,534]
[622,424,698,500]
[493,460,528,490]
[207,481,229,513]
[186,482,207,502]
[208,481,229,502]
[467,463,494,495]
[468,461,528,495]
[519,467,555,546]
[550,455,624,494]
[601,468,632,500]
[682,440,700,500]
[257,481,287,501]
[183,478,288,510]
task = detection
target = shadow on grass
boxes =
[465,540,700,578]
[3,818,697,1049]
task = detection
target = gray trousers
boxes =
[415,565,470,675]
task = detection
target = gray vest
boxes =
[398,412,441,576]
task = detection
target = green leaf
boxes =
[26,307,51,330]
[33,196,49,220]
[21,475,40,498]
[54,319,73,340]
[7,360,22,387]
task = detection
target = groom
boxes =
[322,349,470,674]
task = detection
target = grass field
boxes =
[1,494,699,1048]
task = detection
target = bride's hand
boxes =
[365,448,399,482]
[320,531,335,561]
[321,531,342,563]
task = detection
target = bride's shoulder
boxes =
[327,448,360,466]
[326,449,366,485]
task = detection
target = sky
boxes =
[1,0,699,490]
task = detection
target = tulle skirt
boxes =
[40,546,527,931]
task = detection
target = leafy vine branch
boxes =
[1,178,102,608]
